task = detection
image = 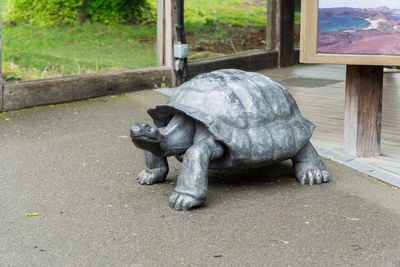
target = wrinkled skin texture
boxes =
[130,70,330,211]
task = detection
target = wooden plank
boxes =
[303,53,400,66]
[163,0,178,85]
[157,0,165,66]
[267,0,295,66]
[278,0,295,66]
[266,0,277,51]
[3,67,172,111]
[344,65,383,157]
[164,0,177,69]
[0,12,3,112]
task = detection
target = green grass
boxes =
[2,0,158,80]
[2,0,268,81]
[3,23,157,80]
[162,0,267,58]
[158,0,266,36]
[1,0,7,17]
[182,0,267,30]
[151,0,266,30]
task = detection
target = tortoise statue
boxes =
[130,69,329,211]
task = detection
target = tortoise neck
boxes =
[160,113,196,156]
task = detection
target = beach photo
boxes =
[317,0,400,55]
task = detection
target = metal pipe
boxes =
[176,0,186,44]
[175,0,188,85]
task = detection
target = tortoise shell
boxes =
[148,69,315,168]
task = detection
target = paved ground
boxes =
[1,89,400,266]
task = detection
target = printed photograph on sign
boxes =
[317,0,400,55]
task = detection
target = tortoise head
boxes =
[130,123,165,156]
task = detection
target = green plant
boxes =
[295,11,301,25]
[5,72,22,81]
[229,39,245,53]
[41,62,64,78]
[154,75,167,89]
[5,0,155,26]
[6,0,82,26]
[86,0,155,24]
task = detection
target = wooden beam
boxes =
[0,11,3,112]
[3,67,172,112]
[163,0,178,84]
[344,65,383,157]
[278,0,295,66]
[266,0,295,67]
[266,0,277,51]
[164,0,177,68]
[157,0,165,66]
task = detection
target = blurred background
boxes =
[1,0,300,81]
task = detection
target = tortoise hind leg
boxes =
[292,142,330,185]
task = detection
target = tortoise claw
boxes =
[169,192,202,211]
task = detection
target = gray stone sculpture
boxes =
[130,69,329,210]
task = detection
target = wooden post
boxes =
[163,0,178,85]
[0,10,2,112]
[344,65,383,157]
[266,0,277,51]
[156,0,177,84]
[266,0,295,67]
[157,0,165,66]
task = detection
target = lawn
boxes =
[2,23,157,80]
[2,0,269,81]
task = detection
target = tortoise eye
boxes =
[145,125,152,132]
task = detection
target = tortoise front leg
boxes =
[169,137,223,211]
[137,151,169,185]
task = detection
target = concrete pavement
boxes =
[0,90,399,266]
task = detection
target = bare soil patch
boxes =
[186,25,266,54]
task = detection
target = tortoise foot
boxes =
[169,192,203,211]
[295,165,330,185]
[293,142,330,185]
[137,167,167,185]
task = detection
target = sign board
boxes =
[300,0,400,65]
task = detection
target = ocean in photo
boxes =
[318,15,369,32]
[388,15,400,20]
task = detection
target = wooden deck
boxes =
[259,64,400,176]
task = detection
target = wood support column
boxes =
[266,0,277,51]
[344,65,383,157]
[267,0,295,67]
[157,0,177,84]
[0,11,3,112]
[156,0,165,66]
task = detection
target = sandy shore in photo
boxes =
[318,16,400,55]
[337,33,400,54]
[363,18,385,30]
[317,32,400,55]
